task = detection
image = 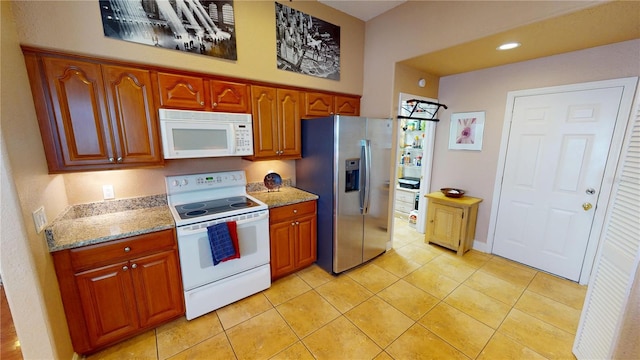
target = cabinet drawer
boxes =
[69,229,175,271]
[269,201,316,223]
[396,190,417,202]
[395,202,414,213]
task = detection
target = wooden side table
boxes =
[425,192,482,255]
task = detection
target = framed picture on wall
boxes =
[275,2,340,80]
[449,111,485,151]
[99,0,238,60]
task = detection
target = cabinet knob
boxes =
[291,222,295,226]
[293,209,298,213]
[213,102,218,107]
[124,246,131,252]
[200,101,205,105]
[122,265,129,271]
[117,157,123,163]
[295,221,299,225]
[131,263,137,269]
[109,157,115,163]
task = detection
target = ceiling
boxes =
[320,1,640,77]
[318,0,406,21]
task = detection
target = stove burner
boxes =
[173,196,262,220]
[230,202,252,208]
[181,203,206,210]
[186,210,207,217]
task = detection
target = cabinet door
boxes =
[130,250,184,328]
[277,88,301,158]
[427,203,463,250]
[269,221,296,280]
[335,96,360,116]
[102,65,163,166]
[302,92,333,118]
[210,80,250,113]
[295,214,317,269]
[251,86,279,158]
[156,73,206,110]
[75,262,139,348]
[41,57,113,168]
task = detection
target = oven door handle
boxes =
[177,211,269,235]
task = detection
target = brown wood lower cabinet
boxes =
[52,229,184,355]
[269,200,317,280]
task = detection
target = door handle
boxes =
[582,202,593,211]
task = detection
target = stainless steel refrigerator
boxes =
[296,115,393,274]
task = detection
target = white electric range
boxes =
[166,170,270,320]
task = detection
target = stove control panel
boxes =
[166,171,246,193]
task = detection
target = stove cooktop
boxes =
[174,196,261,220]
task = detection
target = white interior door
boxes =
[492,86,625,281]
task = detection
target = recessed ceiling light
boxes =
[497,42,521,50]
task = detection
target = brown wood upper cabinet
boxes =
[301,92,360,118]
[249,86,301,160]
[23,51,163,173]
[335,95,360,116]
[156,72,250,113]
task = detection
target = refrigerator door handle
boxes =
[361,139,372,215]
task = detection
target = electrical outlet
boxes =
[103,185,115,200]
[32,206,47,233]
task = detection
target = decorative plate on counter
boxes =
[264,172,282,191]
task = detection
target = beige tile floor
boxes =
[86,218,587,360]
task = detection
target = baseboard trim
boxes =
[472,240,491,254]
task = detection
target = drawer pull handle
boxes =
[122,265,128,271]
[124,246,131,252]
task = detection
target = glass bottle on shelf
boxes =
[404,152,411,165]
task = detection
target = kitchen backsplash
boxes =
[57,194,167,220]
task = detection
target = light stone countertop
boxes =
[46,186,318,252]
[46,195,174,252]
[250,187,318,208]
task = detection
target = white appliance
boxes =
[165,170,270,320]
[159,109,254,159]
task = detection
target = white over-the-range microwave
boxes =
[159,108,254,159]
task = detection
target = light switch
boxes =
[32,206,47,233]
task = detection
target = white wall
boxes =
[434,39,640,248]
[1,1,74,358]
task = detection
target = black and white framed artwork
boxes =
[275,2,340,80]
[99,0,237,60]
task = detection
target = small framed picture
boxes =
[449,111,485,151]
